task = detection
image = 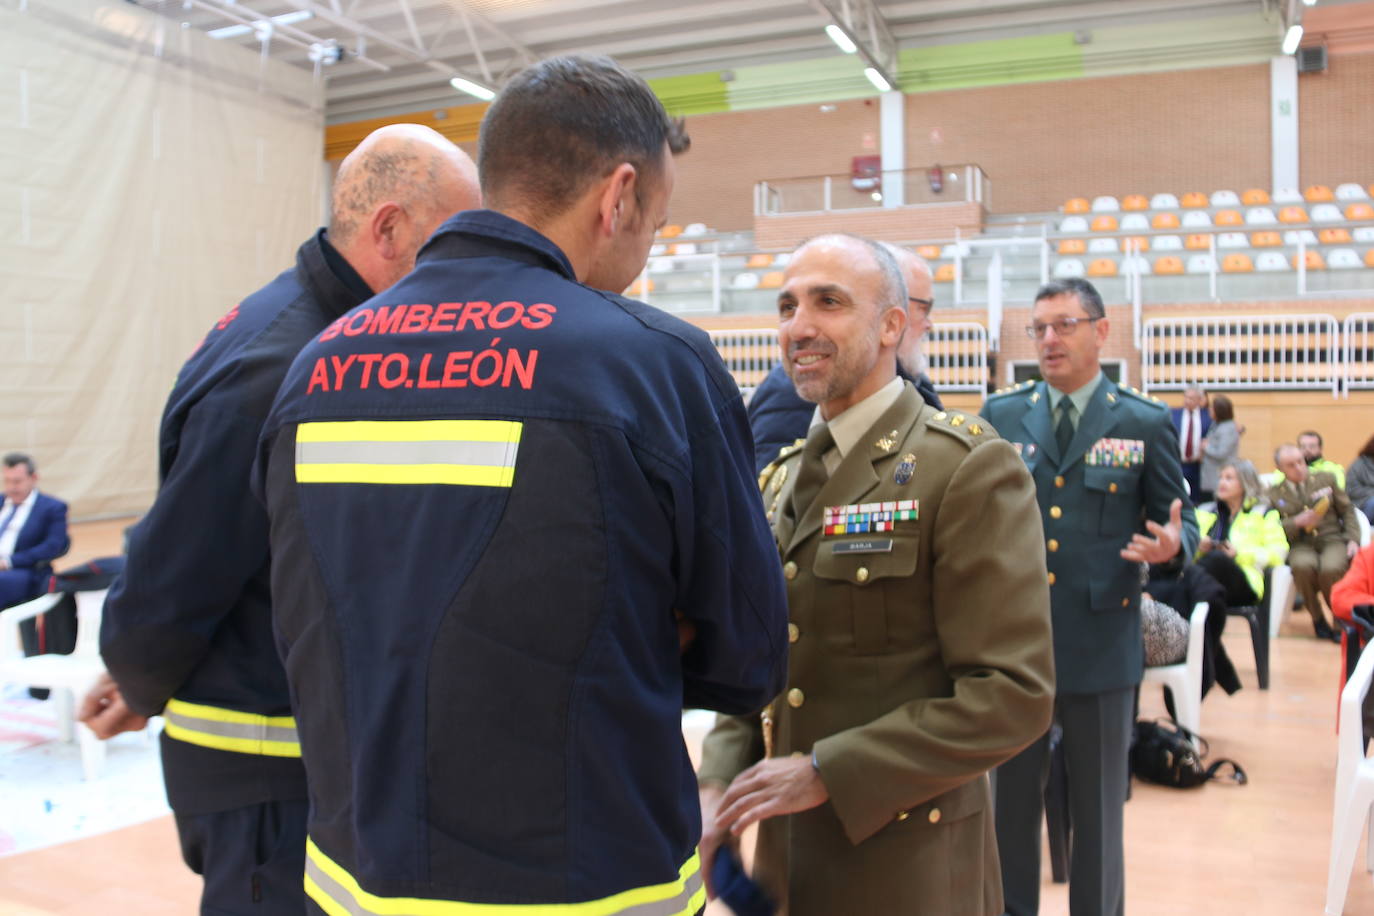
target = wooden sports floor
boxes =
[1,519,1371,915]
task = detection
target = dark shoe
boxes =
[1314,622,1342,643]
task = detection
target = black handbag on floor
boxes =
[1130,719,1247,789]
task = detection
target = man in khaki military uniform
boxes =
[696,234,1055,916]
[1270,442,1361,640]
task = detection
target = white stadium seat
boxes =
[730,272,760,289]
[1336,183,1370,201]
[1119,213,1150,231]
[1311,203,1344,223]
[1327,248,1362,269]
[1088,237,1119,253]
[1245,208,1277,225]
[1122,255,1151,276]
[1153,235,1184,251]
[1272,187,1304,204]
[1058,216,1089,233]
[1284,229,1319,246]
[1186,254,1217,274]
[1354,227,1374,243]
[1217,232,1250,249]
[1151,193,1180,210]
[1053,258,1085,279]
[1255,251,1290,271]
[1091,196,1120,212]
[1182,211,1213,228]
[681,222,708,237]
[1211,190,1241,207]
[941,242,972,258]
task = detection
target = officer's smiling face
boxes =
[777,238,905,420]
[1032,292,1108,394]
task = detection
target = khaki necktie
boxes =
[789,424,835,521]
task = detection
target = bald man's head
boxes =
[329,124,481,292]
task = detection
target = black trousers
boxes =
[175,799,308,916]
[1196,551,1259,608]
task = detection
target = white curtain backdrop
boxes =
[0,0,324,517]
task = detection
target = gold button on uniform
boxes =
[787,688,805,708]
[1047,539,1059,552]
[784,561,798,580]
[1049,506,1062,519]
[928,808,942,824]
[1048,572,1056,585]
[788,623,800,643]
[856,567,870,583]
[1109,482,1118,494]
[896,810,910,822]
[1054,476,1065,488]
[1122,597,1130,607]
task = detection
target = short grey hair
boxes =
[796,233,907,312]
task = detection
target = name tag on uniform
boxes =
[832,539,894,555]
[1086,437,1144,468]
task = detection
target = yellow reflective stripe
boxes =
[296,420,521,488]
[163,698,301,758]
[304,837,704,916]
[298,420,522,444]
[296,463,516,487]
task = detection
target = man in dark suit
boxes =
[982,278,1197,916]
[1170,385,1210,503]
[746,244,942,473]
[0,452,70,609]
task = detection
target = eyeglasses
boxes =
[909,296,934,317]
[1025,316,1099,339]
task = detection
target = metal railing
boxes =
[1141,314,1342,396]
[755,164,989,215]
[707,323,989,396]
[1345,313,1374,392]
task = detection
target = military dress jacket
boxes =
[699,383,1055,916]
[980,377,1198,696]
[1268,471,1361,548]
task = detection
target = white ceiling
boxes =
[133,0,1303,123]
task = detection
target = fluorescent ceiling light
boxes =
[864,67,892,92]
[825,24,857,54]
[1282,24,1304,54]
[1302,0,1317,5]
[207,10,310,39]
[450,76,496,101]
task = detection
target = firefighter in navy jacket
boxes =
[82,126,480,915]
[255,56,788,916]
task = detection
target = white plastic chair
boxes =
[1182,210,1214,228]
[1256,251,1291,272]
[673,242,697,256]
[1211,190,1241,207]
[1268,565,1297,638]
[1285,229,1320,246]
[1058,216,1089,234]
[1186,254,1217,274]
[1217,232,1250,249]
[1151,193,1180,210]
[1143,602,1210,736]
[1354,227,1374,244]
[1273,187,1304,205]
[1053,258,1085,279]
[0,589,111,780]
[681,223,708,238]
[730,272,759,290]
[1088,237,1119,253]
[1153,235,1184,251]
[1336,183,1370,202]
[1313,204,1345,224]
[1359,511,1371,547]
[1091,195,1120,213]
[1329,249,1363,270]
[1325,644,1374,915]
[1246,207,1278,226]
[1119,213,1149,231]
[941,242,972,258]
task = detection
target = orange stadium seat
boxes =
[1154,255,1185,275]
[1365,249,1374,268]
[1294,250,1326,270]
[1185,234,1212,250]
[1221,253,1254,273]
[745,253,774,269]
[1063,197,1090,214]
[1369,184,1374,197]
[1122,236,1150,253]
[1304,185,1335,203]
[1241,189,1271,205]
[1152,212,1180,230]
[758,271,785,289]
[916,245,942,260]
[1058,239,1087,255]
[1215,209,1244,227]
[658,225,683,239]
[1122,194,1149,211]
[1087,258,1118,277]
[934,263,958,283]
[626,277,655,296]
[1181,192,1208,208]
[1090,215,1118,232]
[1346,203,1374,221]
[1250,231,1282,247]
[1279,206,1309,224]
[1319,228,1353,245]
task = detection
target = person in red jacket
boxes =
[1333,542,1374,625]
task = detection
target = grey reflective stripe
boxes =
[164,711,298,745]
[296,440,516,468]
[305,849,705,916]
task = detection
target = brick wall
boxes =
[1299,52,1374,190]
[753,202,983,249]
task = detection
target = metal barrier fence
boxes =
[1141,314,1342,396]
[1346,313,1374,391]
[708,323,989,396]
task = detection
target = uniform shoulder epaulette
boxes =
[756,439,806,494]
[986,379,1034,400]
[1120,385,1168,409]
[924,409,992,448]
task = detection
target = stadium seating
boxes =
[1355,227,1374,243]
[1294,250,1326,270]
[731,272,760,290]
[1186,255,1217,274]
[1123,236,1150,253]
[659,225,683,239]
[1242,188,1271,205]
[1320,228,1353,245]
[1211,190,1241,207]
[1153,235,1183,251]
[1063,197,1090,214]
[1217,232,1249,249]
[1120,213,1150,231]
[1183,211,1213,228]
[1152,212,1181,230]
[1215,209,1244,227]
[681,223,708,237]
[1366,249,1374,268]
[1255,251,1290,272]
[1328,248,1362,269]
[1336,183,1370,201]
[745,253,774,268]
[1122,255,1151,276]
[1346,203,1374,221]
[1151,193,1180,210]
[1122,194,1149,211]
[758,271,784,289]
[916,245,942,260]
[1246,207,1278,225]
[1273,187,1304,205]
[1304,185,1335,203]
[1090,215,1118,232]
[934,263,959,283]
[1312,204,1344,223]
[1058,239,1087,255]
[1285,229,1318,246]
[1053,259,1085,279]
[1251,231,1282,247]
[1087,258,1118,277]
[1222,253,1254,273]
[1088,237,1119,253]
[1154,255,1185,275]
[1181,192,1208,208]
[1092,196,1120,212]
[1186,234,1212,250]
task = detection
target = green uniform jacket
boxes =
[1267,458,1346,491]
[698,384,1055,916]
[1268,471,1362,548]
[1194,503,1288,599]
[979,377,1198,695]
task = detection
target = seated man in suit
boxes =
[0,452,70,609]
[746,243,943,473]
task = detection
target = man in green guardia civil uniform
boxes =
[982,278,1196,916]
[696,234,1055,916]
